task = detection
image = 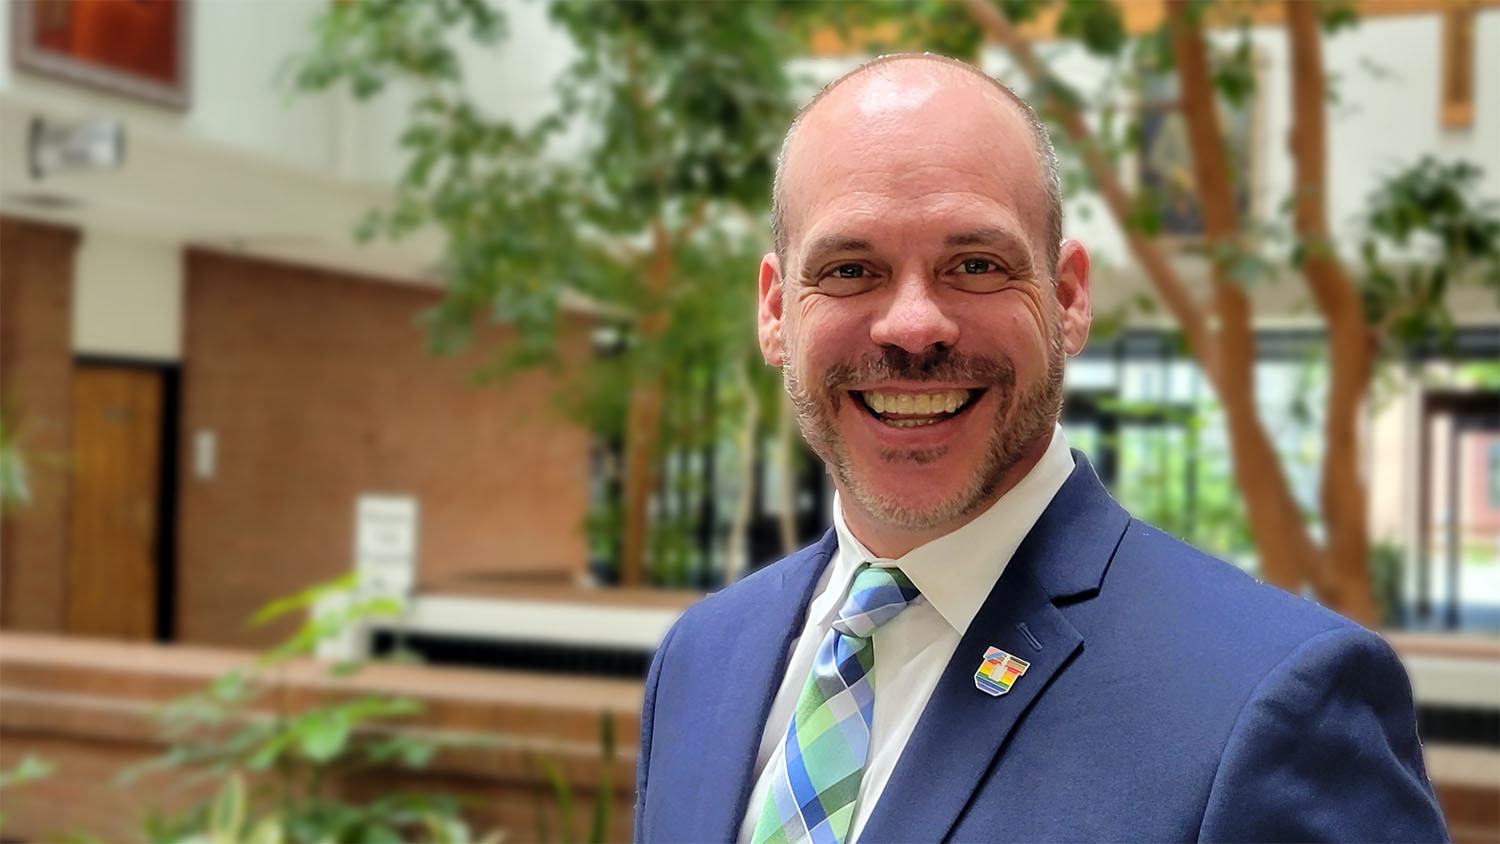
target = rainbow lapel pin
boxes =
[974,645,1030,697]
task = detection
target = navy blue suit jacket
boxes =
[636,456,1447,842]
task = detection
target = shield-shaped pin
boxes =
[974,645,1030,696]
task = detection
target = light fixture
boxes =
[28,116,126,179]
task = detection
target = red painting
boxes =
[12,0,190,108]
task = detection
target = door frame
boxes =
[1414,388,1500,629]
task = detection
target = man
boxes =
[635,54,1445,843]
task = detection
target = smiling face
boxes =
[759,60,1092,557]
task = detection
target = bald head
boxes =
[771,54,1061,278]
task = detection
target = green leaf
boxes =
[1125,191,1165,237]
[0,754,55,789]
[589,712,616,844]
[1057,0,1126,56]
[209,669,250,703]
[246,730,293,772]
[538,755,575,844]
[329,658,366,678]
[243,816,283,844]
[1132,293,1159,315]
[1321,0,1361,34]
[295,711,352,763]
[207,774,246,843]
[1358,156,1500,351]
[400,739,438,769]
[420,814,471,844]
[249,572,355,627]
[0,408,30,509]
[363,822,406,844]
[116,745,195,786]
[1211,33,1257,108]
[1228,252,1274,286]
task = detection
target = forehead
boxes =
[782,66,1046,257]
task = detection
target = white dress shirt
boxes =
[737,427,1075,844]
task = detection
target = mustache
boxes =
[822,346,1017,393]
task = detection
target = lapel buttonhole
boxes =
[1017,621,1044,652]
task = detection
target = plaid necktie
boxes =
[751,564,920,844]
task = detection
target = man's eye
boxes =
[961,258,997,274]
[813,262,879,296]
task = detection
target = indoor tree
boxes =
[292,0,816,584]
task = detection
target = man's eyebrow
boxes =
[944,228,1029,252]
[803,235,873,260]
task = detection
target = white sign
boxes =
[355,494,418,597]
[193,429,216,480]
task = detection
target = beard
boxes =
[784,331,1065,532]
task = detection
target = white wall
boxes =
[72,230,183,360]
[190,0,339,174]
[0,0,10,91]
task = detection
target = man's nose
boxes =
[868,273,960,354]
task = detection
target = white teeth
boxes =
[861,389,970,419]
[886,417,941,428]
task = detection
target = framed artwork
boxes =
[10,0,191,109]
[1136,64,1258,238]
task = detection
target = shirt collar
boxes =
[830,425,1075,635]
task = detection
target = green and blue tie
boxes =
[751,564,920,844]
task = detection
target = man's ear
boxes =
[758,252,785,366]
[1054,240,1092,356]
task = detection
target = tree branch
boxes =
[1168,4,1240,241]
[1167,1,1256,382]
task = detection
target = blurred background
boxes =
[0,0,1496,841]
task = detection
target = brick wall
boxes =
[0,217,79,632]
[178,250,592,648]
[0,632,639,842]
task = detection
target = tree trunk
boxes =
[1167,2,1324,595]
[619,223,675,586]
[1214,370,1326,591]
[1285,0,1377,625]
[775,393,800,554]
[723,353,760,583]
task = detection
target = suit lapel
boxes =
[859,455,1130,842]
[859,568,1079,843]
[690,530,839,841]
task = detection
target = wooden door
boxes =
[66,366,162,639]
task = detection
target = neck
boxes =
[840,429,1054,559]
